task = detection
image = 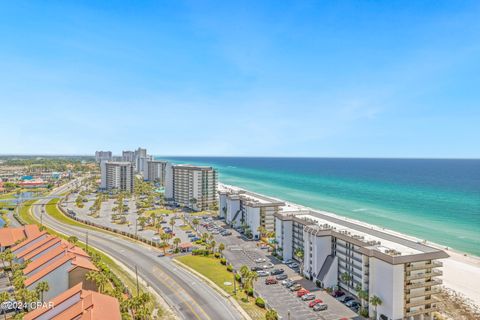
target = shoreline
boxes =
[219,182,480,307]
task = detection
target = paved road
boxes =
[31,181,243,320]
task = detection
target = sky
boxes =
[0,1,479,158]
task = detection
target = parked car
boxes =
[270,268,284,275]
[296,289,309,297]
[251,266,262,271]
[309,299,323,308]
[313,303,328,311]
[221,231,232,236]
[331,290,345,298]
[254,258,266,263]
[265,277,278,285]
[187,234,196,238]
[287,262,299,268]
[276,274,288,280]
[301,293,315,301]
[289,284,302,291]
[284,259,294,264]
[257,270,269,277]
[346,300,360,308]
[282,279,295,287]
[191,237,200,241]
[339,296,355,304]
[262,263,274,269]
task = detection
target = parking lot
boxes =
[194,218,359,320]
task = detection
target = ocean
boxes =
[159,157,480,256]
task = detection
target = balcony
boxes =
[406,269,443,280]
[405,279,442,290]
[406,298,436,308]
[405,306,438,317]
[406,261,443,272]
[406,288,440,298]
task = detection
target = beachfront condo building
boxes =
[274,210,448,320]
[100,161,134,192]
[94,151,112,163]
[219,185,284,239]
[147,160,173,192]
[170,164,217,211]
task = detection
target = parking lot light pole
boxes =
[287,310,290,320]
[233,270,237,295]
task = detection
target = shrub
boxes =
[235,274,241,282]
[255,297,265,308]
[226,264,233,272]
[359,308,369,317]
[246,288,254,296]
[220,258,227,265]
[241,297,248,303]
[195,240,203,245]
[214,252,220,258]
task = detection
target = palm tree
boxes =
[192,218,199,230]
[243,271,258,300]
[257,226,266,238]
[218,243,225,256]
[294,248,304,273]
[340,272,352,289]
[239,265,249,280]
[67,236,78,245]
[370,295,383,319]
[355,284,369,311]
[160,233,170,254]
[86,271,109,293]
[173,237,181,250]
[169,217,175,231]
[35,281,50,303]
[0,291,10,320]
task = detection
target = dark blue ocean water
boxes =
[159,157,480,255]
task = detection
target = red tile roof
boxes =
[11,230,48,252]
[24,283,121,320]
[0,225,41,248]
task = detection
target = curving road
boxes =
[31,181,243,320]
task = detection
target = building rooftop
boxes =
[24,283,121,320]
[0,225,41,248]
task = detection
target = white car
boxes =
[254,258,266,263]
[257,270,269,277]
[262,263,274,269]
[288,262,299,268]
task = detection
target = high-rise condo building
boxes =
[274,209,448,320]
[172,164,217,211]
[94,151,112,163]
[122,150,135,163]
[146,160,173,196]
[100,161,134,192]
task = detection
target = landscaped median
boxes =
[175,254,270,320]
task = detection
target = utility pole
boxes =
[85,231,89,253]
[135,219,138,237]
[287,310,291,320]
[233,270,236,295]
[135,265,139,296]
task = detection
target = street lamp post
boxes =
[233,270,237,295]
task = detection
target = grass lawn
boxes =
[176,255,267,320]
[189,211,213,217]
[179,224,192,231]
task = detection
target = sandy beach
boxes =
[221,183,480,309]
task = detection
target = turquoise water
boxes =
[160,157,480,256]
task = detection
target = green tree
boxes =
[35,281,50,303]
[173,237,181,250]
[370,295,383,319]
[67,236,78,245]
[86,271,109,293]
[192,218,199,230]
[0,291,10,320]
[218,243,225,256]
[265,309,278,320]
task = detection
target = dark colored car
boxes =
[332,290,345,298]
[341,296,355,304]
[270,268,284,275]
[276,274,288,280]
[251,266,262,271]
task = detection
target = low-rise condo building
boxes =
[100,161,134,192]
[171,164,217,211]
[219,185,284,239]
[24,282,121,320]
[274,209,448,320]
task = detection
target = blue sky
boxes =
[1,1,479,158]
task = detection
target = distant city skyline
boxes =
[1,1,479,158]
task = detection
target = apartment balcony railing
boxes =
[406,261,443,272]
[405,298,436,308]
[406,288,441,298]
[405,279,442,290]
[406,269,443,280]
[405,306,438,317]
